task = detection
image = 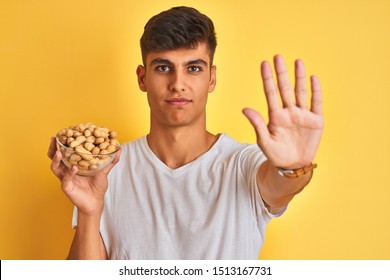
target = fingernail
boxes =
[71,165,78,175]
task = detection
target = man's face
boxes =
[136,42,216,129]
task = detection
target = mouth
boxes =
[165,98,193,106]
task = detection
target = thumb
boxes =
[102,146,122,176]
[242,108,269,148]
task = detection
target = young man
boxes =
[48,6,323,259]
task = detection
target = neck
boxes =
[147,125,218,169]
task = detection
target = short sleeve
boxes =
[238,144,287,229]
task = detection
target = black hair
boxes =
[140,6,217,65]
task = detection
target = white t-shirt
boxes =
[72,133,286,259]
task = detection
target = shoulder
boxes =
[215,134,266,168]
[216,134,261,155]
[215,133,247,149]
[108,136,147,173]
[119,135,147,154]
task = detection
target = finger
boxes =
[101,147,122,176]
[261,60,280,113]
[47,137,57,159]
[274,55,294,107]
[61,166,78,194]
[242,108,270,149]
[294,59,308,109]
[310,75,323,115]
[50,150,65,179]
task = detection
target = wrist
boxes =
[77,208,103,225]
[76,199,104,217]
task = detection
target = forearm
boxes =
[67,212,107,260]
[258,160,313,210]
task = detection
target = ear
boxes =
[136,65,147,92]
[208,65,217,93]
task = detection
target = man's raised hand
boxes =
[243,55,324,169]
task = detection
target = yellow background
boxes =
[1,0,389,259]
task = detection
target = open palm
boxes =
[243,55,324,169]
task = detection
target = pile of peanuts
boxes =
[56,122,119,172]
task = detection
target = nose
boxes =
[169,71,185,92]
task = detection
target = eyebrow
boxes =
[186,59,208,67]
[150,58,173,66]
[149,58,209,67]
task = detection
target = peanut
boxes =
[69,153,82,163]
[93,129,103,138]
[84,142,95,151]
[75,145,93,160]
[65,147,74,158]
[94,137,105,145]
[58,129,66,136]
[86,135,95,143]
[69,153,82,165]
[58,135,67,145]
[73,131,82,137]
[77,124,86,132]
[89,157,100,166]
[106,144,116,153]
[78,160,90,168]
[99,141,110,150]
[89,164,99,170]
[91,146,100,155]
[69,135,86,148]
[109,130,118,138]
[66,137,75,146]
[110,138,119,147]
[56,122,120,174]
[83,129,92,137]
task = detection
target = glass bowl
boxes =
[55,135,120,176]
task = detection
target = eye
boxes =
[188,66,202,72]
[156,65,171,72]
